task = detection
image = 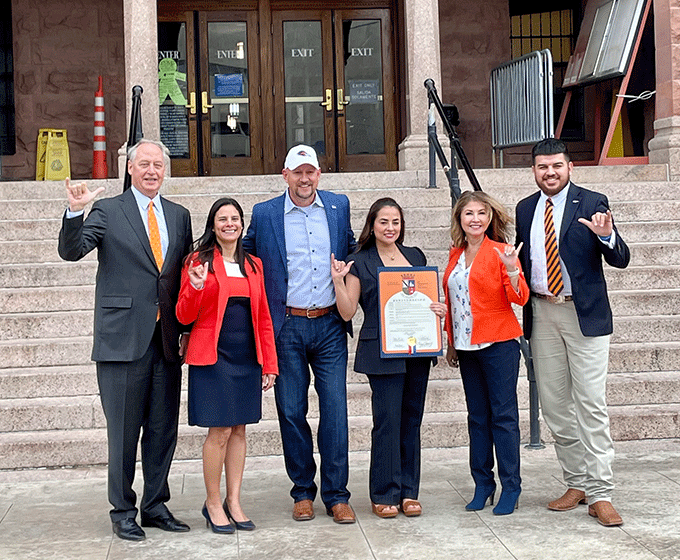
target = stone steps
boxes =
[4,285,677,317]
[2,235,679,268]
[0,259,677,291]
[3,214,680,245]
[1,306,679,343]
[2,190,678,224]
[0,163,667,199]
[0,164,678,470]
[2,371,678,433]
[0,332,677,372]
[1,402,678,470]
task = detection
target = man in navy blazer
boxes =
[515,139,629,527]
[243,145,357,524]
[58,140,193,541]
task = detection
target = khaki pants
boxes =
[530,297,614,503]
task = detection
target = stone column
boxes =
[648,0,680,178]
[118,0,161,176]
[397,0,444,170]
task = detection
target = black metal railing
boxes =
[123,85,144,192]
[424,78,543,449]
[424,79,481,204]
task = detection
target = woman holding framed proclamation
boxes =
[332,197,445,519]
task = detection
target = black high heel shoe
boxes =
[202,503,235,534]
[223,498,256,531]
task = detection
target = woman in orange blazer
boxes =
[177,198,278,534]
[443,191,529,516]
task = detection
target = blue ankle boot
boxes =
[493,489,521,515]
[465,485,496,511]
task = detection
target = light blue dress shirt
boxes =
[283,189,334,309]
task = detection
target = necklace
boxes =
[380,248,398,261]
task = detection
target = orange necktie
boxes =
[148,201,164,270]
[544,198,563,296]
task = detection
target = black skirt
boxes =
[188,297,262,427]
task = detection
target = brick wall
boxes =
[4,0,125,180]
[438,1,510,169]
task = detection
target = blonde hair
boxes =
[450,191,513,247]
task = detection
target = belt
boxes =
[532,292,573,304]
[286,305,336,318]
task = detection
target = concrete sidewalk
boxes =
[0,439,678,560]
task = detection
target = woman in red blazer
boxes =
[443,191,529,516]
[177,198,278,534]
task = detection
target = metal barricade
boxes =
[490,49,554,167]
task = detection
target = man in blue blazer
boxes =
[58,140,193,540]
[515,139,629,527]
[243,145,357,524]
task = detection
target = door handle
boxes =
[201,91,214,114]
[185,92,197,115]
[337,89,350,109]
[320,89,333,112]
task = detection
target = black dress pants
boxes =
[96,324,182,522]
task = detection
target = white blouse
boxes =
[224,261,245,278]
[447,251,492,351]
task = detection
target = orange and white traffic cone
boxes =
[92,76,108,179]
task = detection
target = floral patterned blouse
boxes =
[447,251,492,351]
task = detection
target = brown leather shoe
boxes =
[327,502,356,524]
[548,488,587,511]
[292,499,315,521]
[588,501,623,527]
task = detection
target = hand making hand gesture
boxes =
[65,177,105,213]
[330,253,353,282]
[578,210,613,237]
[187,260,209,290]
[493,241,523,271]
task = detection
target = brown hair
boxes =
[450,191,513,247]
[184,197,256,277]
[356,197,405,251]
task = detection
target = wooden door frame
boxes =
[158,10,199,177]
[198,11,264,175]
[271,10,337,172]
[158,0,400,175]
[333,8,397,171]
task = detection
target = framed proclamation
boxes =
[377,266,443,359]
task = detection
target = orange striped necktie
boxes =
[147,201,164,271]
[544,198,564,296]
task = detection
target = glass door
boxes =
[334,10,396,172]
[157,11,262,176]
[272,9,396,172]
[158,14,196,176]
[199,11,263,175]
[273,11,336,171]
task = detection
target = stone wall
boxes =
[4,0,125,180]
[438,1,510,169]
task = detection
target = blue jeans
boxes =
[274,311,350,508]
[457,339,521,493]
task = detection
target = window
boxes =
[510,5,583,140]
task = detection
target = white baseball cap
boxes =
[284,144,320,171]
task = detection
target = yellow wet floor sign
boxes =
[36,129,71,181]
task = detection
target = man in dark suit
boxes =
[243,145,357,524]
[58,139,193,540]
[515,138,630,527]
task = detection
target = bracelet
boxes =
[506,268,520,278]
